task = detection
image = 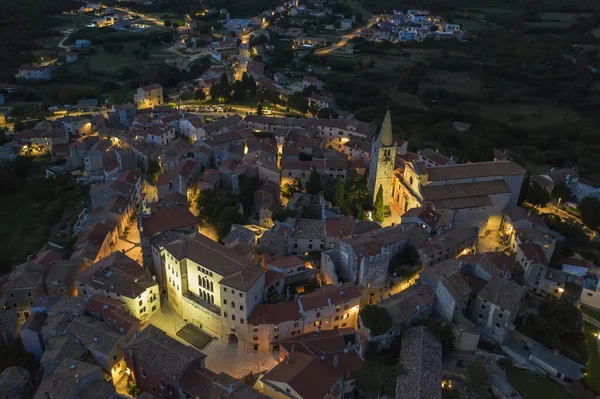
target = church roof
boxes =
[377,110,393,147]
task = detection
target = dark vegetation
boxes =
[196,175,260,239]
[516,297,587,364]
[0,156,89,274]
[359,305,393,335]
[0,0,78,80]
[301,0,600,182]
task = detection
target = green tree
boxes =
[272,208,298,222]
[419,320,456,355]
[307,168,322,195]
[147,160,161,183]
[388,245,421,274]
[282,179,302,198]
[164,20,172,28]
[308,102,320,116]
[580,196,600,231]
[468,360,490,389]
[527,182,551,207]
[238,175,260,216]
[288,95,308,114]
[360,305,392,335]
[194,89,206,100]
[334,178,345,207]
[552,182,575,203]
[242,72,257,98]
[231,80,247,101]
[373,185,385,222]
[216,206,247,238]
[173,22,179,29]
[355,361,400,397]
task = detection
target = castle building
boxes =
[160,232,265,350]
[368,110,397,206]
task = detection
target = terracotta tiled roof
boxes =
[425,161,526,181]
[140,83,162,91]
[141,206,197,237]
[123,325,206,381]
[268,256,305,270]
[298,284,360,311]
[163,232,264,291]
[519,242,547,265]
[75,252,155,299]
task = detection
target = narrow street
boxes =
[113,219,143,265]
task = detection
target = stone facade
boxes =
[368,111,396,206]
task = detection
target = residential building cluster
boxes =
[372,9,465,42]
[3,64,600,399]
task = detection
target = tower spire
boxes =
[377,109,393,147]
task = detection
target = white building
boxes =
[160,232,266,350]
[76,251,161,321]
[179,117,204,142]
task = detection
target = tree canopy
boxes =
[580,196,600,231]
[373,185,385,222]
[355,361,400,397]
[527,182,551,207]
[359,305,392,336]
[306,168,322,195]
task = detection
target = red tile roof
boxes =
[519,242,547,265]
[85,294,140,337]
[264,269,284,287]
[33,250,62,271]
[140,83,162,91]
[262,351,347,399]
[248,301,301,326]
[141,206,197,238]
[325,216,355,238]
[268,256,305,270]
[298,284,360,311]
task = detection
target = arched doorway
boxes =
[228,333,238,346]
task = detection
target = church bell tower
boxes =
[368,110,396,206]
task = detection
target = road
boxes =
[113,6,163,25]
[314,22,374,55]
[234,21,270,81]
[58,35,72,51]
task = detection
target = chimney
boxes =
[333,354,339,369]
[75,375,79,384]
[527,209,532,217]
[317,326,321,334]
[291,344,295,353]
[327,298,332,305]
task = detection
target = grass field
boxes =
[477,103,581,129]
[420,70,482,96]
[453,18,493,32]
[68,41,172,74]
[583,322,600,394]
[503,366,579,399]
